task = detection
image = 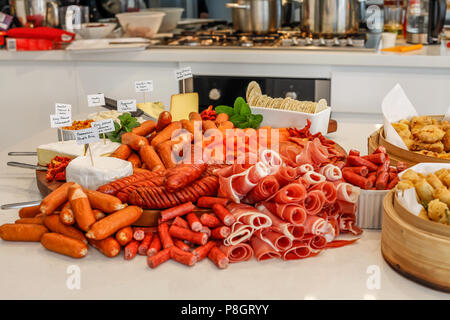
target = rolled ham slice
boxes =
[310,182,337,204]
[287,225,305,240]
[336,183,361,204]
[256,203,297,240]
[274,166,298,187]
[295,138,329,167]
[281,240,311,260]
[250,236,281,261]
[303,190,325,215]
[219,243,253,263]
[302,171,326,186]
[259,149,282,174]
[270,183,307,204]
[243,175,280,204]
[223,223,254,246]
[218,162,271,203]
[255,229,292,252]
[339,213,363,236]
[319,164,343,182]
[262,202,307,225]
[278,141,303,167]
[304,215,336,243]
[297,164,314,175]
[227,203,272,230]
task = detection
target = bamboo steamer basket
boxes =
[381,190,450,292]
[368,125,450,167]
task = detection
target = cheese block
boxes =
[137,102,165,120]
[170,93,199,121]
[37,140,121,166]
[66,156,133,190]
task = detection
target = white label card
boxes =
[92,119,115,134]
[117,99,137,112]
[75,127,100,145]
[175,67,193,81]
[135,80,154,93]
[87,94,105,107]
[55,103,72,116]
[50,114,72,128]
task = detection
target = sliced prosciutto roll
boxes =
[336,183,361,204]
[259,149,283,174]
[319,164,343,182]
[302,171,326,187]
[256,203,305,240]
[310,182,337,204]
[219,243,253,263]
[339,213,363,236]
[278,141,303,167]
[303,190,326,215]
[227,203,272,230]
[295,138,329,167]
[255,229,292,252]
[281,240,311,260]
[261,202,307,225]
[303,234,327,251]
[218,162,271,203]
[304,215,336,243]
[223,223,254,246]
[297,164,314,175]
[250,236,281,261]
[274,166,298,187]
[243,175,280,204]
[271,183,307,204]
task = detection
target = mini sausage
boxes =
[18,205,41,218]
[15,216,45,225]
[68,184,96,232]
[83,189,126,213]
[155,111,172,132]
[121,132,149,151]
[151,121,182,147]
[127,152,142,168]
[44,215,87,243]
[131,120,157,137]
[59,202,75,226]
[40,182,74,215]
[89,237,121,258]
[0,223,48,242]
[41,233,88,259]
[86,206,143,240]
[115,226,133,246]
[139,145,165,172]
[110,144,132,160]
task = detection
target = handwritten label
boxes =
[50,114,72,128]
[87,94,105,107]
[55,103,72,116]
[135,80,154,93]
[92,119,115,134]
[75,127,100,145]
[175,67,193,81]
[117,99,137,112]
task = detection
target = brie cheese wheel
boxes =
[37,140,121,166]
[66,156,133,190]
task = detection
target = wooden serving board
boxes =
[381,191,450,292]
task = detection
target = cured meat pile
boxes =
[216,140,362,262]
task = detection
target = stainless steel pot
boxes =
[299,0,360,35]
[226,0,282,34]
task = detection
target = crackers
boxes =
[245,81,329,114]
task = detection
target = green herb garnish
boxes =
[215,97,263,129]
[107,113,140,142]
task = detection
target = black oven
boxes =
[193,76,331,112]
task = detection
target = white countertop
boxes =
[0,40,449,69]
[1,119,449,300]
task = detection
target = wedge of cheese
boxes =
[37,140,121,166]
[170,92,199,121]
[137,101,165,120]
[66,156,133,190]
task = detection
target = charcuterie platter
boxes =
[2,81,400,272]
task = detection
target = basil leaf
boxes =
[230,114,246,127]
[237,121,249,129]
[215,105,234,116]
[234,97,246,115]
